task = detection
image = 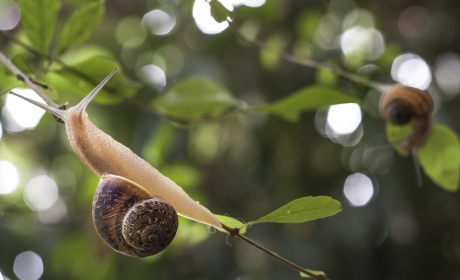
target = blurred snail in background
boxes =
[380,84,433,153]
[10,68,223,257]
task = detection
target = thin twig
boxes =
[411,148,423,187]
[222,224,330,280]
[0,50,59,108]
[227,20,389,91]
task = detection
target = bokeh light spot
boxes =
[142,9,176,35]
[0,0,20,30]
[343,8,374,29]
[115,16,146,47]
[231,0,265,7]
[391,53,431,90]
[193,0,232,34]
[138,65,167,91]
[38,198,68,224]
[327,103,362,135]
[343,173,374,206]
[340,27,385,60]
[398,6,431,39]
[24,175,59,211]
[388,213,418,244]
[3,88,46,132]
[0,160,19,194]
[13,251,44,280]
[434,52,460,99]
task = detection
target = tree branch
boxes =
[0,50,59,108]
[226,20,388,91]
[222,224,330,280]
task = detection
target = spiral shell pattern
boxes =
[92,175,178,257]
[380,84,433,124]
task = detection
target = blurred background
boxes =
[1,0,460,279]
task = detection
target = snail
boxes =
[10,67,223,257]
[380,84,433,153]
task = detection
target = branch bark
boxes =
[222,224,330,280]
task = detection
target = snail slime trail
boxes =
[10,68,223,257]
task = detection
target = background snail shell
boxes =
[380,84,433,152]
[380,84,433,125]
[92,175,179,257]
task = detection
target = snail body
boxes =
[11,68,222,257]
[380,84,433,152]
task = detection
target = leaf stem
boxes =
[226,20,388,91]
[221,223,330,280]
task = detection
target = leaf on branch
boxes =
[209,0,235,23]
[385,122,413,155]
[58,2,105,53]
[44,57,138,104]
[214,214,247,234]
[255,86,362,122]
[300,269,327,278]
[152,77,244,118]
[386,122,460,191]
[248,196,342,225]
[19,0,61,55]
[418,123,460,192]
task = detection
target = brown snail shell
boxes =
[92,174,179,257]
[380,84,433,125]
[380,84,433,152]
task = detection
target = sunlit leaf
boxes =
[58,2,105,53]
[256,86,361,122]
[209,0,234,23]
[418,123,460,192]
[45,57,138,104]
[249,196,341,225]
[152,77,243,118]
[385,123,413,155]
[300,269,327,278]
[214,214,247,234]
[19,0,60,55]
[0,74,22,95]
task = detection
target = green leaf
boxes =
[0,73,22,95]
[418,123,460,192]
[58,2,105,53]
[385,123,413,155]
[19,0,60,55]
[300,269,327,278]
[214,214,247,234]
[249,196,341,225]
[44,57,138,104]
[209,0,234,23]
[152,77,243,118]
[257,86,362,122]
